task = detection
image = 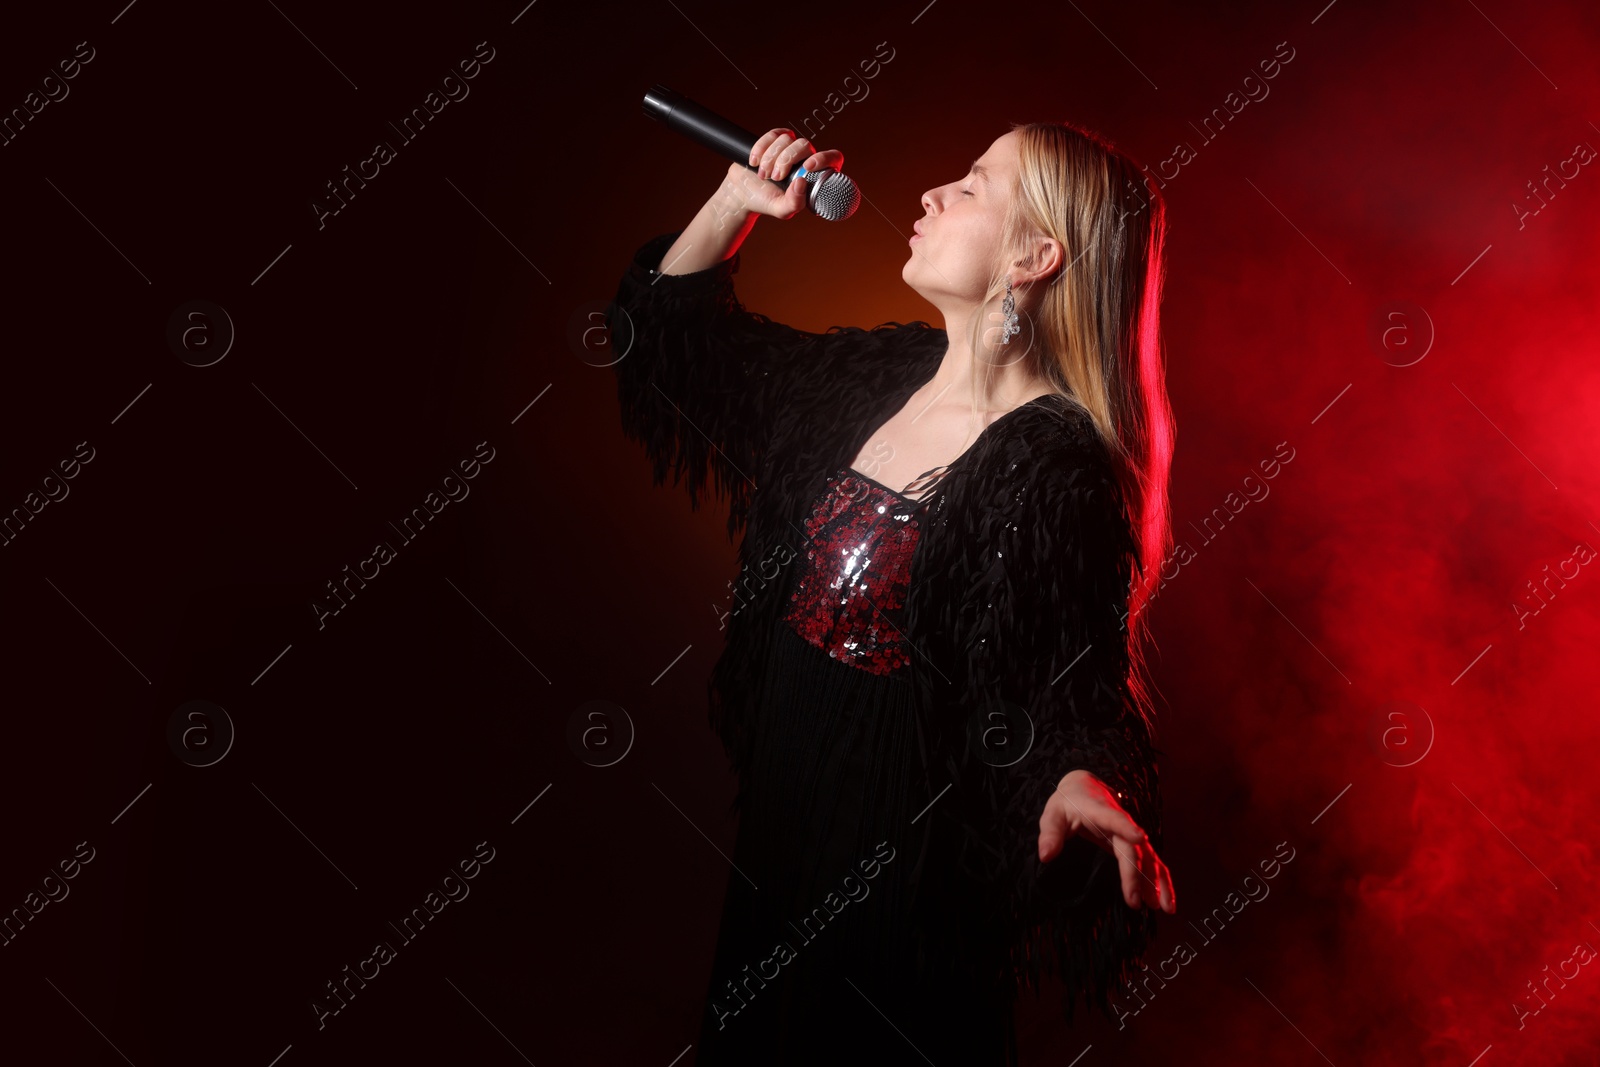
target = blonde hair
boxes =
[965,120,1176,734]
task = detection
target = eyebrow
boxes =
[969,161,991,184]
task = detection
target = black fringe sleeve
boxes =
[948,415,1164,1025]
[604,230,838,541]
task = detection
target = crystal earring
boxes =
[999,277,1021,345]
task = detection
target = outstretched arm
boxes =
[946,416,1175,1018]
[985,435,1172,912]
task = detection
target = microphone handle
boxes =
[642,84,804,183]
[641,84,860,220]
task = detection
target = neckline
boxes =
[845,467,927,504]
[845,393,1057,500]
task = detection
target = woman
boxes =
[606,121,1177,1065]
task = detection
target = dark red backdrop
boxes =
[0,0,1595,1063]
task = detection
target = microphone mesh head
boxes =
[805,170,861,222]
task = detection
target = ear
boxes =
[1018,235,1064,285]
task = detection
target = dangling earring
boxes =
[999,277,1021,345]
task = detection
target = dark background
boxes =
[2,0,1597,1063]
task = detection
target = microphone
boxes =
[641,84,861,222]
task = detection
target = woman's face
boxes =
[903,130,1020,305]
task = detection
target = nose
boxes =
[921,188,937,214]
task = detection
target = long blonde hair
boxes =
[965,120,1176,733]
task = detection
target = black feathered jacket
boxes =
[606,230,1163,1024]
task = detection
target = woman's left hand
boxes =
[1038,769,1176,913]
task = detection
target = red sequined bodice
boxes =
[782,468,934,676]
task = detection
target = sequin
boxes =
[782,469,930,676]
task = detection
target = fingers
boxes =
[1157,855,1177,913]
[1136,839,1161,910]
[1105,803,1151,851]
[794,147,844,178]
[748,128,783,172]
[1056,780,1145,851]
[1042,788,1177,913]
[771,134,812,181]
[1115,836,1157,910]
[1044,779,1176,913]
[1142,848,1175,913]
[1117,837,1176,913]
[810,148,845,173]
[753,129,795,179]
[1099,807,1164,911]
[1113,811,1177,912]
[1115,837,1142,908]
[750,129,829,183]
[1037,803,1065,863]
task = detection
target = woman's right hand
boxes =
[726,128,844,221]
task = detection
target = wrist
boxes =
[708,173,758,232]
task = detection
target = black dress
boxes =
[695,467,1015,1065]
[608,229,1166,1062]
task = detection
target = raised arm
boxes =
[659,126,841,275]
[604,131,846,540]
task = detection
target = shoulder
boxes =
[992,398,1133,556]
[812,319,945,381]
[997,395,1118,490]
[929,396,1118,531]
[761,322,944,415]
